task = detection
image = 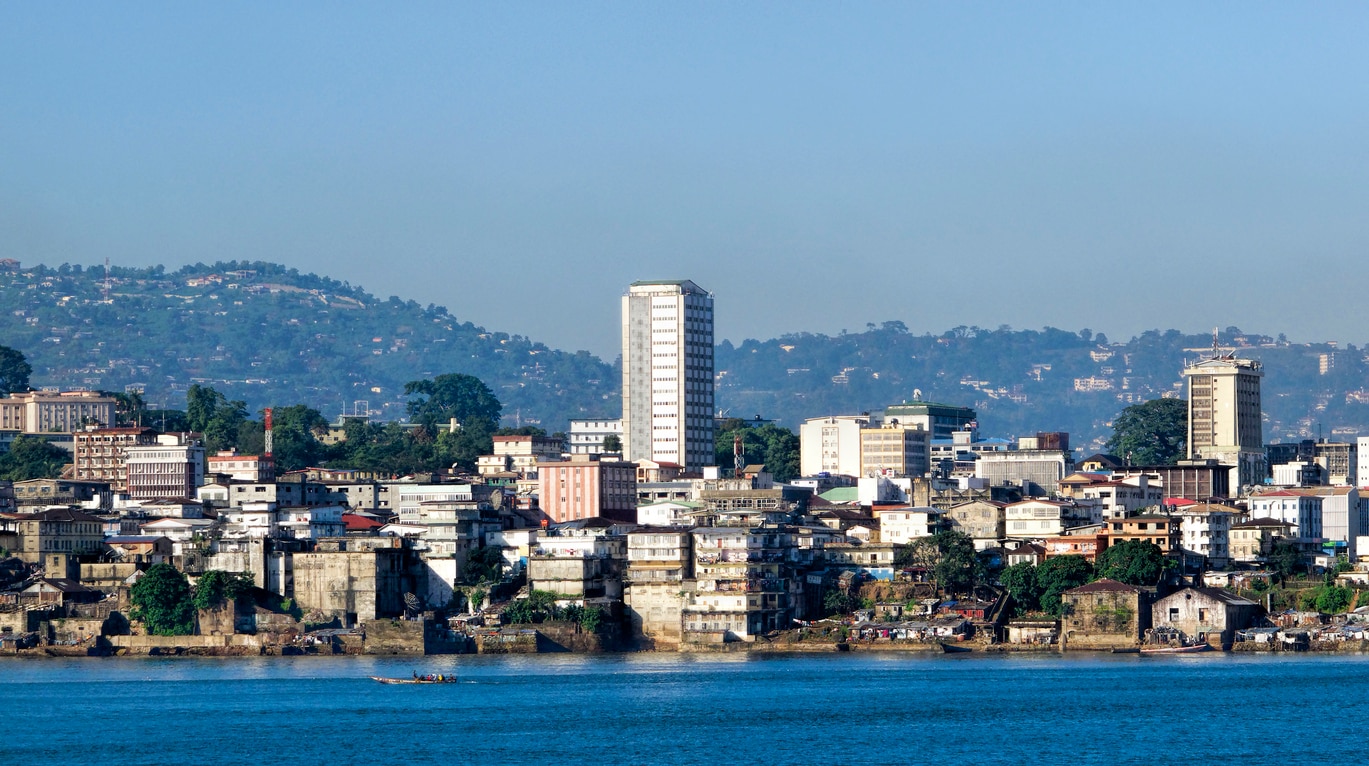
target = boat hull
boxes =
[1140,644,1212,654]
[370,676,459,684]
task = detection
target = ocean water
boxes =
[1,652,1363,765]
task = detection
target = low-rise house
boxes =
[876,506,942,544]
[943,500,1005,545]
[1043,526,1109,562]
[1005,543,1046,567]
[104,535,173,564]
[1151,587,1260,648]
[1005,499,1087,537]
[636,500,702,527]
[824,541,900,581]
[1060,579,1150,650]
[1105,515,1181,558]
[1230,518,1295,564]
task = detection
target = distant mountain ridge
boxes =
[1,260,1364,451]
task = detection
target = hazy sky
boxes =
[4,4,1369,359]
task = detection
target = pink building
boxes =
[537,454,637,524]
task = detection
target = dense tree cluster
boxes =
[1104,398,1188,465]
[714,418,801,482]
[0,435,72,481]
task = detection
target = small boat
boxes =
[1140,643,1212,655]
[370,675,459,684]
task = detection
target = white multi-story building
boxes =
[799,414,878,478]
[1358,436,1369,490]
[876,506,942,544]
[568,418,623,455]
[621,280,714,472]
[1247,491,1323,542]
[125,435,205,500]
[1172,502,1238,569]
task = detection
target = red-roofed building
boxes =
[342,513,384,535]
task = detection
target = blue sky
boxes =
[3,4,1368,358]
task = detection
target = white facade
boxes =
[878,507,941,544]
[1005,500,1075,537]
[124,436,206,500]
[1358,437,1369,490]
[1247,493,1322,541]
[1173,504,1237,568]
[799,414,877,478]
[621,280,714,472]
[569,418,624,455]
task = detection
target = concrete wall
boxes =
[362,618,425,655]
[625,581,689,647]
[1062,591,1148,650]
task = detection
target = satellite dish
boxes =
[913,389,922,401]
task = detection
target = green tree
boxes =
[1268,541,1304,580]
[1095,540,1172,586]
[191,570,255,611]
[130,563,195,636]
[602,433,622,453]
[186,384,225,433]
[929,530,983,595]
[1308,584,1354,614]
[462,545,505,584]
[0,345,31,394]
[1104,398,1188,465]
[0,435,70,481]
[1000,562,1042,615]
[713,418,802,482]
[109,390,146,426]
[185,384,247,451]
[1036,555,1094,616]
[405,373,502,434]
[822,586,857,617]
[264,404,328,472]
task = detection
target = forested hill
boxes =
[716,324,1369,453]
[2,260,1365,452]
[0,261,616,428]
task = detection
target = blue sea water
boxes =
[1,652,1363,765]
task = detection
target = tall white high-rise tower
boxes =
[621,280,714,471]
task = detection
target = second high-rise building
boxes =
[621,280,714,472]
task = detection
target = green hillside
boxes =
[2,259,1365,452]
[0,261,616,429]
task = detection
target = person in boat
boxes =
[413,670,418,680]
